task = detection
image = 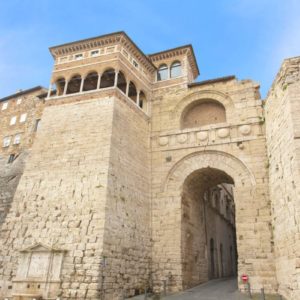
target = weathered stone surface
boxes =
[265,56,300,300]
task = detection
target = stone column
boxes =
[114,70,119,87]
[126,81,130,97]
[80,77,85,93]
[63,80,68,95]
[97,73,102,89]
[47,83,52,98]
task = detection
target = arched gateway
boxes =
[151,150,275,293]
[2,31,297,299]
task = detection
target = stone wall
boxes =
[265,56,300,300]
[205,185,237,280]
[0,151,27,227]
[0,96,115,299]
[181,180,207,288]
[151,79,277,294]
[100,98,151,299]
[181,100,226,128]
[0,88,46,229]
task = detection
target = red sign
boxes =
[241,274,248,283]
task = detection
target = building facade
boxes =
[0,31,299,300]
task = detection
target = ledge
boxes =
[188,75,236,88]
[45,87,150,121]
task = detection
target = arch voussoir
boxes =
[163,150,256,193]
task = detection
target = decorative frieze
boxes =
[154,123,262,150]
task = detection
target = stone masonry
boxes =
[0,87,46,227]
[265,56,300,300]
[0,31,299,299]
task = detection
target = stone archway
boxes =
[180,166,237,288]
[151,150,276,293]
[163,150,255,191]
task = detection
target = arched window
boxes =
[157,64,168,81]
[100,69,115,88]
[55,78,66,96]
[181,100,226,129]
[83,72,98,91]
[139,91,146,109]
[66,75,82,94]
[170,61,182,78]
[128,81,137,102]
[117,71,127,94]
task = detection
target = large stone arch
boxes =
[152,150,275,294]
[163,150,256,193]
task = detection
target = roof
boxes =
[188,75,236,88]
[0,86,46,102]
[49,31,200,77]
[148,44,200,78]
[148,44,200,76]
[49,31,157,72]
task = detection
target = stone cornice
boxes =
[49,31,157,73]
[148,45,200,78]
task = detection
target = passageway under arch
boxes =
[181,167,237,289]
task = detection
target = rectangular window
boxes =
[10,116,17,125]
[3,136,11,147]
[16,98,22,105]
[20,113,27,123]
[133,60,139,68]
[13,134,21,145]
[2,102,8,110]
[91,50,99,57]
[34,119,41,132]
[8,153,15,164]
[75,53,83,60]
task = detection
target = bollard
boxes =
[144,286,147,300]
[247,282,252,298]
[122,289,125,300]
[261,288,265,300]
[163,280,167,296]
[278,295,283,300]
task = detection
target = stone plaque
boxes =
[27,252,50,278]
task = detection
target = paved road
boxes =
[129,277,250,300]
[162,278,249,300]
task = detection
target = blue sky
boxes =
[0,0,299,98]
